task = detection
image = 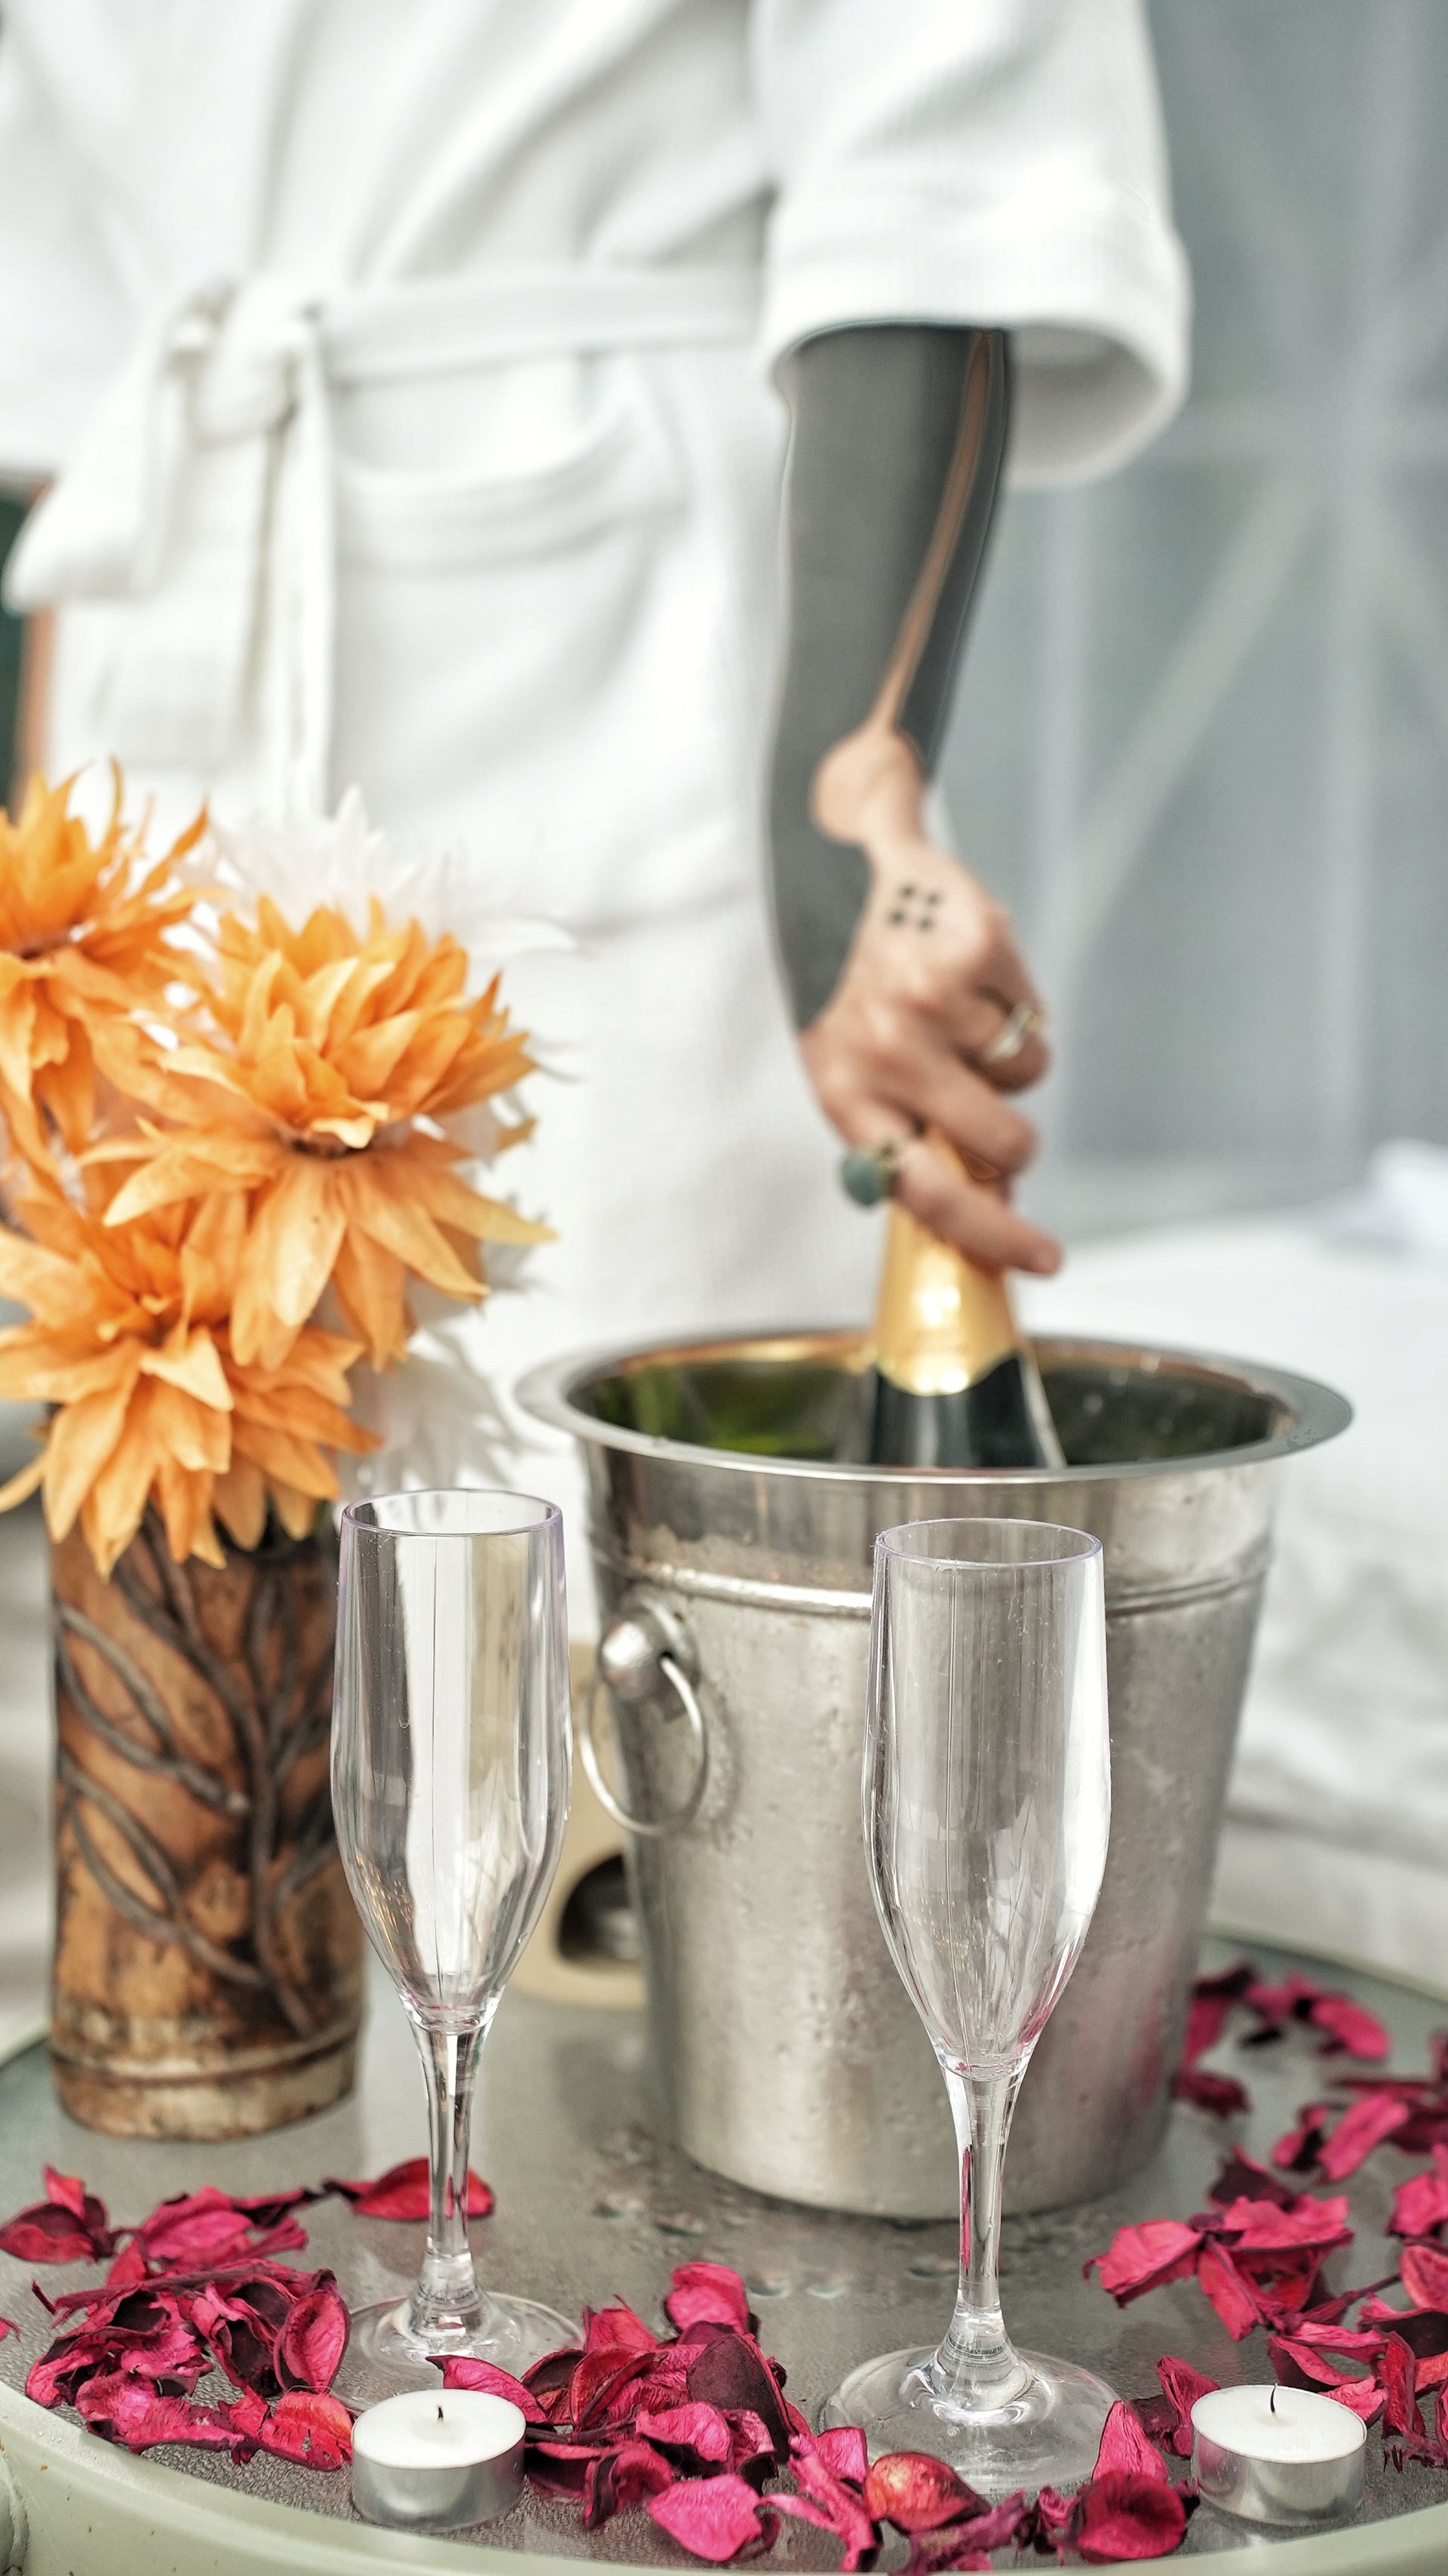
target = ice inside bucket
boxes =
[521,1334,1350,2218]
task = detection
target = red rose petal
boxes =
[1084,2220,1204,2306]
[1195,2241,1262,2340]
[134,2187,308,2272]
[275,2277,348,2393]
[1093,2401,1168,2483]
[1382,2333,1424,2441]
[787,2434,878,2568]
[0,2201,112,2265]
[647,2470,778,2563]
[683,2328,791,2458]
[1207,2151,1299,2211]
[584,2438,675,2527]
[75,2372,240,2454]
[440,2356,545,2421]
[664,2261,756,2337]
[1172,2067,1250,2117]
[1214,2191,1354,2260]
[1391,2149,1448,2240]
[1308,1993,1391,2062]
[814,2424,868,2484]
[1315,2092,1413,2181]
[862,2450,983,2533]
[1402,2243,1448,2311]
[635,2400,735,2470]
[1272,2105,1333,2173]
[257,2387,353,2470]
[1134,2354,1218,2458]
[323,2157,493,2221]
[1073,2470,1187,2563]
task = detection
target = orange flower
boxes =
[0,1174,375,1576]
[0,773,201,1168]
[91,895,548,1369]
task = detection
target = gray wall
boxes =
[945,0,1448,1237]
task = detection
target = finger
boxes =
[895,1049,1039,1179]
[896,1138,1061,1276]
[949,991,1051,1092]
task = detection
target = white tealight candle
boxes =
[1191,2384,1366,2526]
[351,2389,526,2531]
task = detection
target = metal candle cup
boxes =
[351,2390,526,2531]
[1191,2384,1366,2525]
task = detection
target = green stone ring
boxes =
[839,1138,907,1208]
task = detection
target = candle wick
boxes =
[437,2405,445,2422]
[1269,2388,1277,2415]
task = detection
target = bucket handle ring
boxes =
[583,1602,708,1840]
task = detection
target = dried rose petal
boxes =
[684,2328,791,2458]
[726,2409,778,2485]
[1382,2333,1424,2441]
[1084,2220,1204,2306]
[75,2372,240,2453]
[1134,2354,1219,2458]
[1207,2151,1299,2210]
[584,2438,676,2528]
[1073,2470,1188,2563]
[664,2261,756,2338]
[1272,2105,1333,2173]
[1093,2402,1167,2482]
[1195,2242,1262,2340]
[0,2165,115,2264]
[528,2438,610,2500]
[1171,2067,1250,2117]
[275,2277,348,2393]
[569,2338,655,2430]
[648,2470,779,2563]
[814,2424,868,2484]
[1391,2148,1448,2240]
[134,2187,307,2271]
[323,2157,492,2221]
[1214,2191,1353,2261]
[635,2400,735,2470]
[1316,2092,1412,2181]
[582,2299,658,2359]
[1308,1993,1391,2061]
[1268,2335,1376,2407]
[787,2433,878,2568]
[256,2387,353,2469]
[1401,2243,1448,2311]
[440,2356,546,2422]
[862,2450,982,2533]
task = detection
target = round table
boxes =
[1,1939,1445,2574]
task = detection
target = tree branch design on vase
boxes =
[51,1508,362,2138]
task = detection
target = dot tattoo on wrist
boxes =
[887,883,943,932]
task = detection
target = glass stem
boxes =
[408,2015,492,2346]
[931,2061,1031,2414]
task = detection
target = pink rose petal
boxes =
[647,2471,778,2563]
[664,2261,756,2337]
[1317,2092,1412,2181]
[1084,2220,1204,2306]
[1195,2242,1262,2340]
[584,2438,676,2527]
[1133,2354,1218,2458]
[1391,2148,1448,2240]
[440,2356,546,2422]
[275,2277,348,2393]
[323,2157,492,2221]
[1401,2243,1448,2311]
[1073,2470,1188,2563]
[256,2388,353,2470]
[1382,2333,1425,2441]
[1093,2401,1168,2482]
[814,2424,868,2484]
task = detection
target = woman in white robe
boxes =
[0,0,1189,1594]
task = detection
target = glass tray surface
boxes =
[1,1940,1444,2568]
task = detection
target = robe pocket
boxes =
[333,364,684,574]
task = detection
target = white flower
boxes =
[198,775,571,990]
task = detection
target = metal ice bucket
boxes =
[520,1334,1349,2218]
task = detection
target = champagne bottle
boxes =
[862,1192,1065,1471]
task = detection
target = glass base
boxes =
[822,2344,1116,2498]
[343,2289,577,2399]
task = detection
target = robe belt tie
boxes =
[4,264,760,800]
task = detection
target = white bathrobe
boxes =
[0,0,1189,1598]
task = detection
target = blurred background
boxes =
[948,0,1448,1240]
[0,0,1443,2015]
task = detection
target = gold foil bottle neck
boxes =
[871,1198,1020,1395]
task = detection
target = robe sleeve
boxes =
[751,0,1190,484]
[0,32,127,486]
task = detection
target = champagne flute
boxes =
[333,1490,574,2376]
[824,1517,1113,2492]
